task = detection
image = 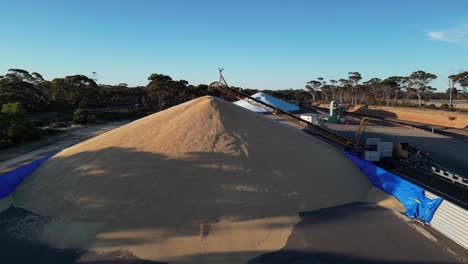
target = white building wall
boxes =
[426,191,468,250]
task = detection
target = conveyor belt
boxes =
[305,104,467,206]
[209,79,353,149]
[209,72,467,208]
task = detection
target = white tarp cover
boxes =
[233,92,300,113]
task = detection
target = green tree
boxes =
[348,72,362,105]
[446,87,458,108]
[338,78,351,104]
[5,68,34,82]
[379,78,399,106]
[329,79,338,101]
[407,71,437,107]
[1,102,26,117]
[449,71,468,98]
[50,75,99,108]
[145,74,189,110]
[0,69,50,111]
[386,76,406,104]
[31,72,46,84]
[305,80,322,102]
[0,102,39,147]
[73,108,96,124]
[362,78,381,105]
[447,75,458,109]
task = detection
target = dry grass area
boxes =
[348,105,468,129]
[407,100,468,110]
[316,103,468,129]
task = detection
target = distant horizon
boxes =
[1,0,467,91]
[1,67,467,93]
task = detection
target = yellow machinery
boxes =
[395,142,409,159]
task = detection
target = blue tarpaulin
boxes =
[0,151,58,199]
[345,151,442,222]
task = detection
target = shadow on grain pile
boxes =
[0,203,462,264]
[249,202,462,264]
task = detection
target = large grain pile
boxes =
[13,96,400,263]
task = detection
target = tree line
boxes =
[0,69,226,113]
[305,71,468,108]
[2,68,466,115]
[0,69,223,148]
[1,68,467,148]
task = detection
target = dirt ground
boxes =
[347,105,468,129]
[315,103,468,129]
[406,100,468,110]
[0,122,128,174]
[324,120,468,176]
[266,111,468,175]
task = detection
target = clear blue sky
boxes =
[1,0,467,90]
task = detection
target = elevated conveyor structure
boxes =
[305,103,467,209]
[209,70,467,210]
[209,70,354,149]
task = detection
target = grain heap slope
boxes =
[13,96,384,263]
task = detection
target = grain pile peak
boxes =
[13,96,399,263]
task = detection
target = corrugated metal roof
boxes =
[233,92,300,113]
[426,191,468,249]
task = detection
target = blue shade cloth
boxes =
[344,151,443,222]
[0,151,59,199]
